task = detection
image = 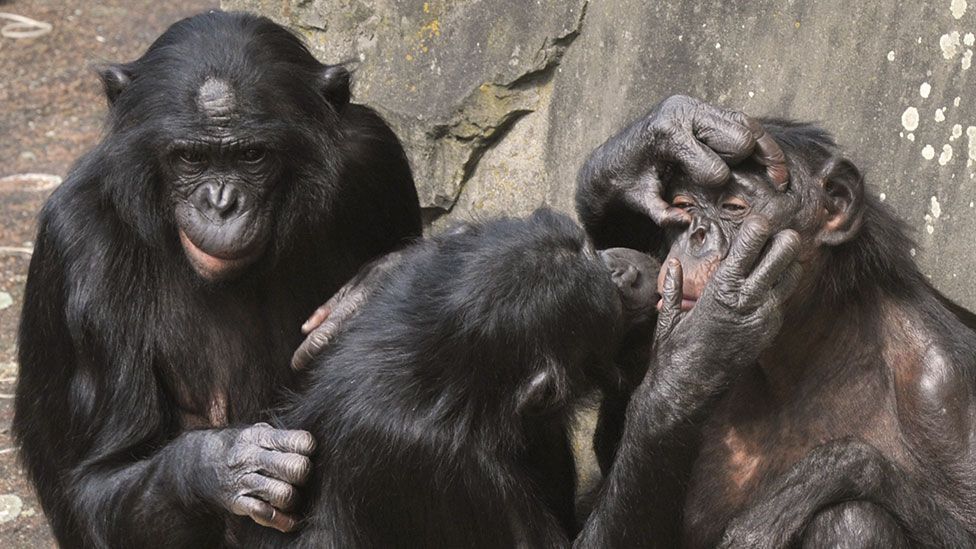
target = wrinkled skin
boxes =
[676,123,976,548]
[578,105,976,547]
[291,96,808,548]
[575,215,801,548]
[297,95,790,368]
[198,423,315,532]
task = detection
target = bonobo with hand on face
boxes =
[578,102,976,547]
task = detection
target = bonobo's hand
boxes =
[654,215,802,379]
[600,95,788,226]
[292,250,406,370]
[196,423,315,532]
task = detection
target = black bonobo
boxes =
[14,10,420,548]
[576,97,976,547]
[244,209,659,548]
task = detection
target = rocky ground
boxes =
[0,1,214,545]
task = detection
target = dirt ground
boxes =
[0,1,215,546]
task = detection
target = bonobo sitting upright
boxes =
[244,209,659,548]
[14,11,420,547]
[577,97,976,547]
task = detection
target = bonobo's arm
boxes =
[576,217,803,548]
[575,95,788,251]
[68,423,315,547]
[719,439,976,549]
[16,227,315,547]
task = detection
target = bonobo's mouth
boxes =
[655,258,718,312]
[655,294,699,312]
[179,230,264,281]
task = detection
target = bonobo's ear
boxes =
[98,64,132,106]
[514,356,570,416]
[816,157,865,246]
[320,64,351,110]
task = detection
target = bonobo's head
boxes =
[96,11,351,281]
[431,209,659,414]
[657,120,871,309]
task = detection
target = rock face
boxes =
[223,0,976,308]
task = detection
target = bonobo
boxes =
[14,11,420,547]
[577,100,976,547]
[244,209,660,548]
[680,121,976,548]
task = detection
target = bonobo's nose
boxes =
[194,182,241,219]
[684,217,726,259]
[609,261,639,289]
[599,248,648,291]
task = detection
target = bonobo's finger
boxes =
[256,449,313,485]
[292,289,368,370]
[714,216,773,286]
[739,230,801,309]
[655,259,683,336]
[767,262,804,309]
[626,171,692,227]
[301,304,332,334]
[291,329,330,370]
[231,495,299,532]
[242,472,299,511]
[746,118,789,190]
[255,427,316,456]
[669,129,733,187]
[694,109,756,164]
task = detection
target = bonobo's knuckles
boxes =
[204,423,315,533]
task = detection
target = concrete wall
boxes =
[223,0,976,308]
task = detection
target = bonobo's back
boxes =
[247,209,626,548]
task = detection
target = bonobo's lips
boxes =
[655,293,700,312]
[179,230,262,281]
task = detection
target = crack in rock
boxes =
[420,1,588,220]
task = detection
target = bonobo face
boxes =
[599,247,661,325]
[99,16,352,283]
[167,78,279,281]
[658,167,801,310]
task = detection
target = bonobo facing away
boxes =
[577,98,976,547]
[245,209,660,548]
[14,11,420,547]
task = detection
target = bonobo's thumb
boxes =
[656,259,683,338]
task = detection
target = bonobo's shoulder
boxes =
[338,104,406,155]
[883,301,975,442]
[39,164,102,235]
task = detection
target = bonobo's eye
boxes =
[242,148,266,163]
[720,196,750,217]
[671,195,697,211]
[177,149,206,166]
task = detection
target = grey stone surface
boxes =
[223,0,976,308]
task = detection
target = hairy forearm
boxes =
[576,352,732,548]
[576,119,648,227]
[71,431,224,547]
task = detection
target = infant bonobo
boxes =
[244,209,658,548]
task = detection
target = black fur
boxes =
[246,209,625,548]
[14,11,420,547]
